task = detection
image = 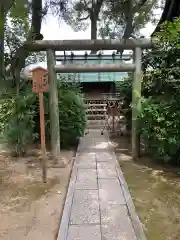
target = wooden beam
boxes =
[54,63,135,73]
[132,47,142,160]
[26,39,156,51]
[46,49,61,164]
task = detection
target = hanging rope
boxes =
[62,50,67,81]
[84,51,88,83]
[70,52,76,83]
[70,51,74,63]
[98,52,102,82]
[63,50,66,65]
[112,51,116,82]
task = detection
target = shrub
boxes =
[117,18,180,164]
[46,82,86,148]
[118,67,180,163]
[140,97,180,162]
[116,76,132,129]
[0,80,86,155]
[1,88,38,156]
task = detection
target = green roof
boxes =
[56,54,130,82]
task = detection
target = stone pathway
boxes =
[58,130,146,240]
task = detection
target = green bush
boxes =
[0,88,38,156]
[117,18,180,164]
[140,97,180,162]
[45,82,86,148]
[118,67,180,163]
[0,80,86,155]
[59,83,86,147]
[116,76,132,129]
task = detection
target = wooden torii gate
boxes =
[27,38,156,160]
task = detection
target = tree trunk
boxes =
[0,1,15,77]
[118,0,133,54]
[123,0,133,39]
[91,16,97,40]
[0,4,5,78]
[90,16,98,54]
[90,0,104,52]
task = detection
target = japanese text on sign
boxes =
[32,72,49,93]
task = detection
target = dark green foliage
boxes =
[45,82,86,148]
[119,68,180,163]
[58,82,86,147]
[118,18,180,164]
[116,76,132,130]
[0,87,39,156]
[0,80,86,156]
[140,96,180,162]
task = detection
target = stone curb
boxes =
[57,138,83,240]
[108,136,147,240]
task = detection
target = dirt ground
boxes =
[0,146,75,240]
[111,135,180,240]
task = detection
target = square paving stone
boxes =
[96,156,112,162]
[96,152,116,162]
[100,201,137,239]
[93,142,109,151]
[73,189,99,202]
[98,179,126,205]
[101,220,137,240]
[97,162,117,178]
[67,225,101,240]
[77,152,96,159]
[100,203,129,223]
[75,158,96,169]
[70,190,100,224]
[76,169,98,189]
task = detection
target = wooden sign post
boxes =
[31,67,49,183]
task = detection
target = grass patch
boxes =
[112,136,180,240]
[121,162,180,240]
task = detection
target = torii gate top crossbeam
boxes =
[27,39,156,51]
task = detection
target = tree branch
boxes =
[5,26,34,75]
[2,0,15,13]
[83,0,88,8]
[79,14,89,21]
[124,0,133,37]
[0,1,15,78]
[117,0,133,54]
[83,0,91,12]
[94,0,104,16]
[133,0,149,13]
[6,0,45,76]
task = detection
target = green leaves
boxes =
[10,0,29,19]
[140,98,180,160]
[5,1,30,53]
[99,0,160,39]
[156,17,180,49]
[57,82,86,147]
[0,82,86,155]
[3,0,46,73]
[0,88,38,156]
[118,18,180,164]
